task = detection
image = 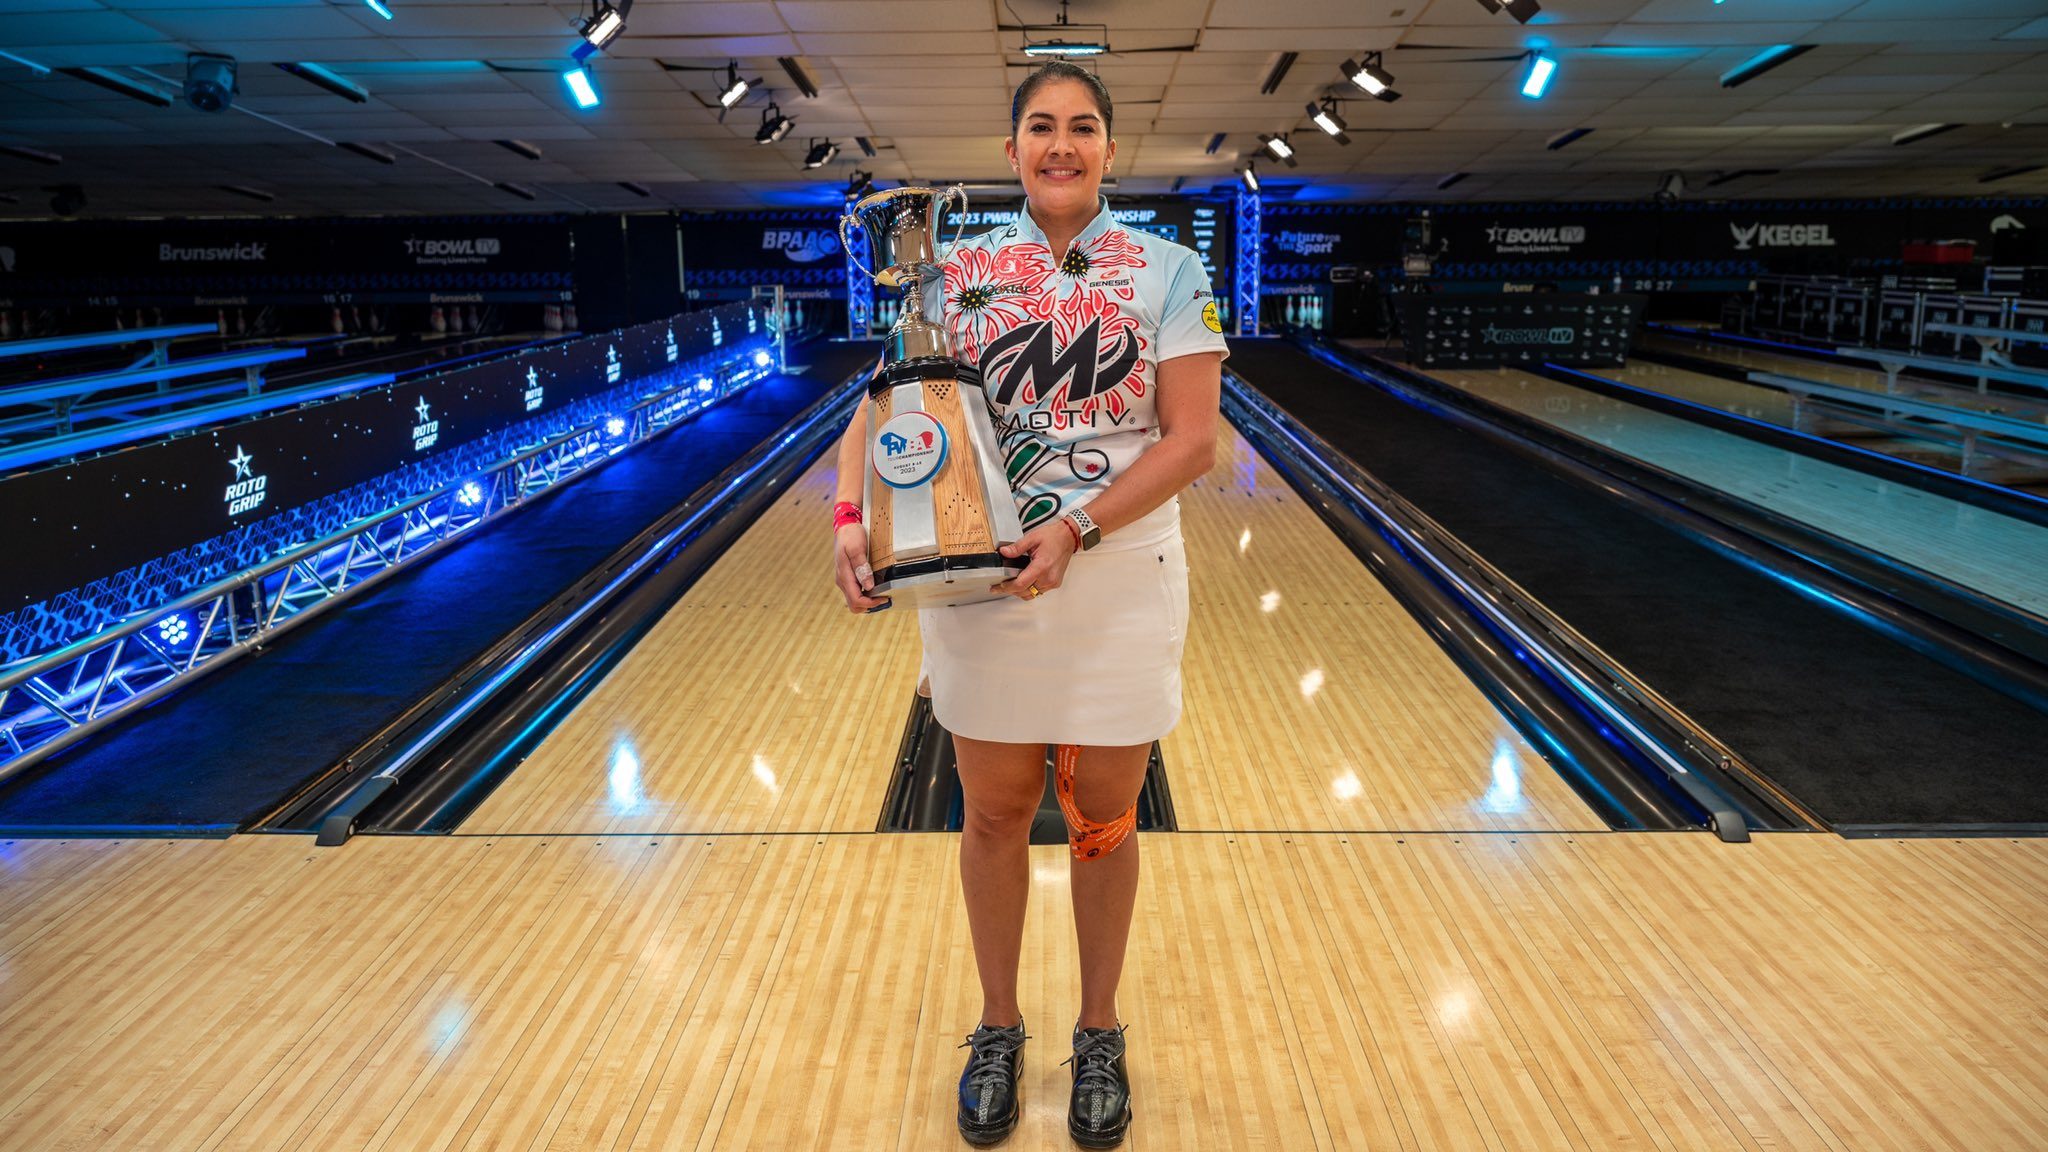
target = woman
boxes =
[831,61,1226,1148]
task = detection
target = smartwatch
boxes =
[1066,507,1102,551]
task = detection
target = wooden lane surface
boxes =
[4,831,2048,1148]
[462,426,1599,837]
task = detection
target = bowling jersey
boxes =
[929,197,1229,549]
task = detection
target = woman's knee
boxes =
[956,738,1047,834]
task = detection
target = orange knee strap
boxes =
[1054,744,1136,860]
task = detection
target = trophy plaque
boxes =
[840,186,1025,608]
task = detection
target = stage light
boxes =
[606,416,626,436]
[156,615,190,646]
[718,63,751,108]
[1719,44,1811,88]
[59,66,173,107]
[563,66,599,109]
[1891,123,1959,146]
[1260,134,1297,166]
[1343,53,1400,102]
[363,0,394,19]
[1258,52,1296,95]
[1545,127,1592,150]
[845,168,874,197]
[0,143,61,165]
[580,2,626,50]
[1024,40,1106,57]
[1654,171,1685,201]
[1522,53,1557,99]
[755,103,794,144]
[804,138,838,168]
[457,481,483,506]
[753,349,773,368]
[276,62,368,103]
[778,56,819,99]
[339,141,395,164]
[1239,162,1259,192]
[1309,99,1350,145]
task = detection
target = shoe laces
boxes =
[959,1023,1028,1095]
[1061,1024,1127,1099]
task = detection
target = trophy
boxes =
[840,186,1025,608]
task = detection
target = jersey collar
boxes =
[1010,196,1115,254]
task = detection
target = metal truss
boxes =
[1235,186,1261,338]
[0,346,775,784]
[842,199,871,340]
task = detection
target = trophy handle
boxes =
[839,213,879,282]
[937,185,970,266]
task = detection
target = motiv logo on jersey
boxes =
[1729,222,1835,251]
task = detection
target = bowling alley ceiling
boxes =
[2,0,2047,216]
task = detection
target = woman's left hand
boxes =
[990,519,1078,601]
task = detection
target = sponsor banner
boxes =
[0,303,760,612]
[1400,294,1645,368]
[0,215,574,306]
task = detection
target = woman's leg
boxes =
[954,733,1052,1028]
[1065,743,1152,1031]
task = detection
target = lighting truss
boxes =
[1235,183,1261,337]
[0,332,780,781]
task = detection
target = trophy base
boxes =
[871,551,1029,609]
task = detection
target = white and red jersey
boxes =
[931,198,1229,547]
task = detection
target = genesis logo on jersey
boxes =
[1730,222,1835,250]
[762,229,840,263]
[872,411,948,489]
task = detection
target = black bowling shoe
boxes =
[957,1020,1027,1145]
[1063,1024,1132,1148]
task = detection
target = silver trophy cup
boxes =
[840,186,1025,607]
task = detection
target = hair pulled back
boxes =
[1010,61,1114,138]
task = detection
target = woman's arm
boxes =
[989,350,1222,599]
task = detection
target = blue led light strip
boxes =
[0,313,777,781]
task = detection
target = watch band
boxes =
[1066,507,1102,551]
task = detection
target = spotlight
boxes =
[845,168,875,198]
[156,615,189,646]
[1239,162,1259,193]
[606,416,626,436]
[755,103,794,144]
[1521,52,1557,99]
[563,66,600,109]
[1719,44,1812,88]
[1343,53,1400,102]
[276,62,369,103]
[183,53,239,112]
[580,1,627,50]
[47,183,86,216]
[804,138,838,168]
[1475,0,1540,23]
[1308,98,1350,145]
[457,481,483,506]
[753,349,773,368]
[718,62,756,109]
[1654,171,1685,201]
[1891,123,1959,146]
[1260,134,1298,167]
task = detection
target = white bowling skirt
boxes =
[918,521,1190,747]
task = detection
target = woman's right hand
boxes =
[833,523,891,612]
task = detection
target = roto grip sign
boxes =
[872,411,948,489]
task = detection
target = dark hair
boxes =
[1010,61,1113,138]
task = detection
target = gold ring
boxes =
[1026,585,1042,599]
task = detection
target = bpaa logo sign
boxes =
[1730,222,1834,251]
[1485,223,1586,255]
[761,229,839,263]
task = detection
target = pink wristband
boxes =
[833,501,863,531]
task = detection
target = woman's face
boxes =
[1006,79,1116,220]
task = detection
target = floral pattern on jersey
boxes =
[1064,229,1148,302]
[943,241,1056,366]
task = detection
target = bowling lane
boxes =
[1415,361,2048,618]
[458,426,1607,837]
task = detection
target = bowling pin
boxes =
[332,306,345,334]
[217,308,228,335]
[564,303,578,330]
[431,305,447,334]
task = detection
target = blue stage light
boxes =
[457,480,482,506]
[1522,53,1556,99]
[697,376,714,392]
[752,349,772,368]
[563,67,600,110]
[157,615,190,646]
[605,416,626,436]
[363,0,394,18]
